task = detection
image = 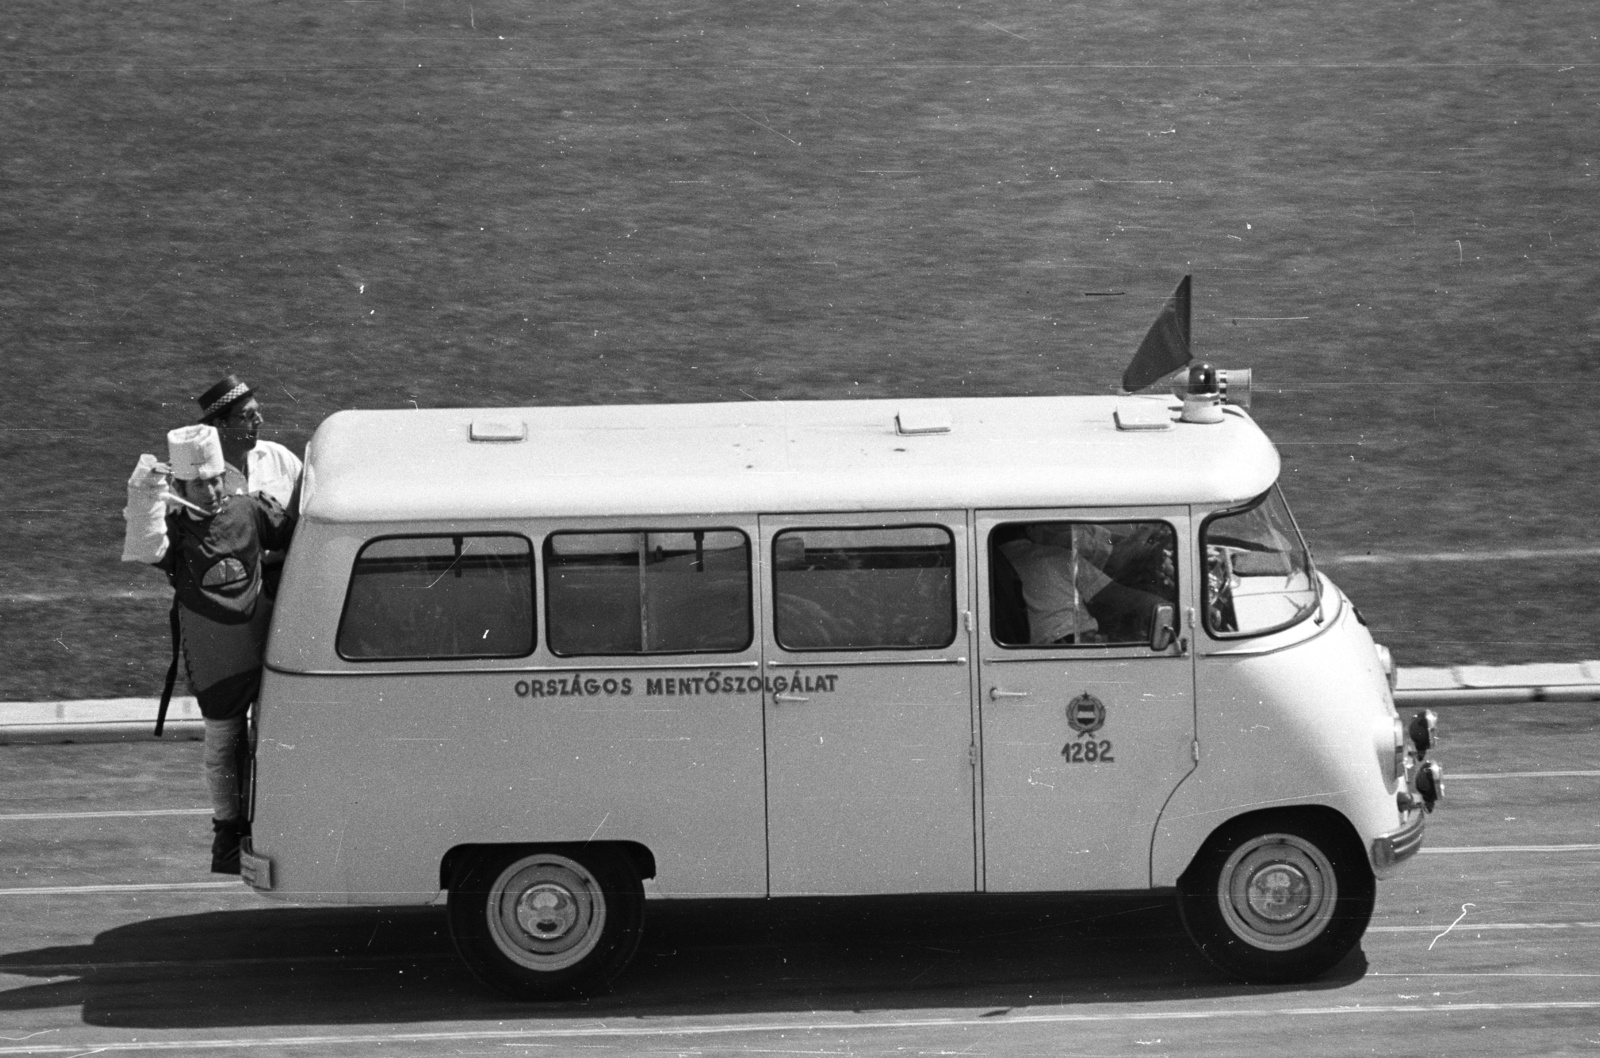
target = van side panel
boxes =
[1149,592,1401,886]
[251,669,769,903]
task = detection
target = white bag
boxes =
[121,453,171,563]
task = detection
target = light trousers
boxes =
[203,715,247,821]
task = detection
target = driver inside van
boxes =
[996,522,1174,646]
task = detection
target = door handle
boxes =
[773,693,811,704]
[989,688,1030,701]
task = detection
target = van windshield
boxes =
[1201,487,1319,638]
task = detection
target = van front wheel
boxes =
[448,846,644,999]
[1176,814,1374,984]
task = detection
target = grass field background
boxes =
[3,0,1597,699]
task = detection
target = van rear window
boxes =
[337,534,535,660]
[544,530,752,655]
[772,526,956,651]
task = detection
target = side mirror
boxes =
[1150,604,1177,652]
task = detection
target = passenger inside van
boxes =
[992,521,1176,647]
[995,524,1107,644]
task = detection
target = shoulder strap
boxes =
[154,595,181,737]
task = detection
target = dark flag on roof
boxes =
[1121,275,1192,393]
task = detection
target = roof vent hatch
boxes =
[895,407,952,436]
[469,418,527,443]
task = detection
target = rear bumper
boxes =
[1370,808,1426,879]
[239,839,275,891]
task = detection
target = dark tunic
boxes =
[157,494,294,719]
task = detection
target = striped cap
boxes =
[197,374,253,421]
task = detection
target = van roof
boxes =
[300,395,1280,522]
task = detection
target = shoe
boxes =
[211,818,242,875]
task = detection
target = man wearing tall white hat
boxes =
[122,423,296,874]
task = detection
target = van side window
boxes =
[544,530,752,655]
[773,526,956,651]
[337,534,535,660]
[1202,487,1320,637]
[990,521,1178,647]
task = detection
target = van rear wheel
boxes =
[447,846,644,999]
[1176,813,1374,984]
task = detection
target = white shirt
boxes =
[242,440,302,509]
[1000,529,1115,644]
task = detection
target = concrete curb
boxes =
[0,698,204,744]
[1394,661,1600,707]
[3,662,1598,744]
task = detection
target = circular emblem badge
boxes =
[1066,693,1106,736]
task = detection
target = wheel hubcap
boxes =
[1245,863,1312,922]
[517,883,580,940]
[1218,833,1336,951]
[486,854,607,972]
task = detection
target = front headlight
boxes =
[1409,709,1439,757]
[1415,760,1444,812]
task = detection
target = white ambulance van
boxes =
[241,370,1440,997]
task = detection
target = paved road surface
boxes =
[1,701,1597,1057]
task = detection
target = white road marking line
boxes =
[1369,972,1600,977]
[1420,843,1600,854]
[3,1003,1600,1054]
[1371,921,1600,932]
[1448,770,1600,779]
[0,809,210,822]
[0,882,245,896]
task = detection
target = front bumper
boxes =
[1370,808,1427,879]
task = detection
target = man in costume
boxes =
[122,424,296,873]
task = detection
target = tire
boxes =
[1176,812,1374,984]
[447,846,645,999]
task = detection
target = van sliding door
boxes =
[758,512,978,896]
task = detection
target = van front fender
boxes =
[1151,796,1365,888]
